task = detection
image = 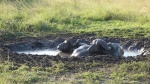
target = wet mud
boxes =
[0,34,150,67]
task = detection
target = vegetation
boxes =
[0,60,150,84]
[0,0,150,39]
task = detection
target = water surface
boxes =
[123,50,140,57]
[16,49,140,57]
[17,49,60,56]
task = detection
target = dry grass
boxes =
[0,0,150,38]
[1,0,150,21]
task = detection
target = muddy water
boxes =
[123,50,140,57]
[17,49,60,56]
[16,49,140,57]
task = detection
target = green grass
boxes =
[110,61,150,84]
[74,71,106,84]
[0,62,41,84]
[0,0,150,39]
[0,60,150,84]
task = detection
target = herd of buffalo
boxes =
[57,37,124,57]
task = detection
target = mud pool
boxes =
[0,35,149,67]
[15,49,140,57]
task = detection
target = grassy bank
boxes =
[0,0,150,38]
[0,60,150,84]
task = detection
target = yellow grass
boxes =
[0,0,150,21]
[0,0,150,38]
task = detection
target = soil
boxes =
[0,34,150,67]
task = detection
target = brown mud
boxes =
[0,34,150,67]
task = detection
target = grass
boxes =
[74,71,106,84]
[0,0,150,39]
[0,60,150,84]
[0,62,42,84]
[110,61,150,84]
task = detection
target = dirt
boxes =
[0,34,150,67]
